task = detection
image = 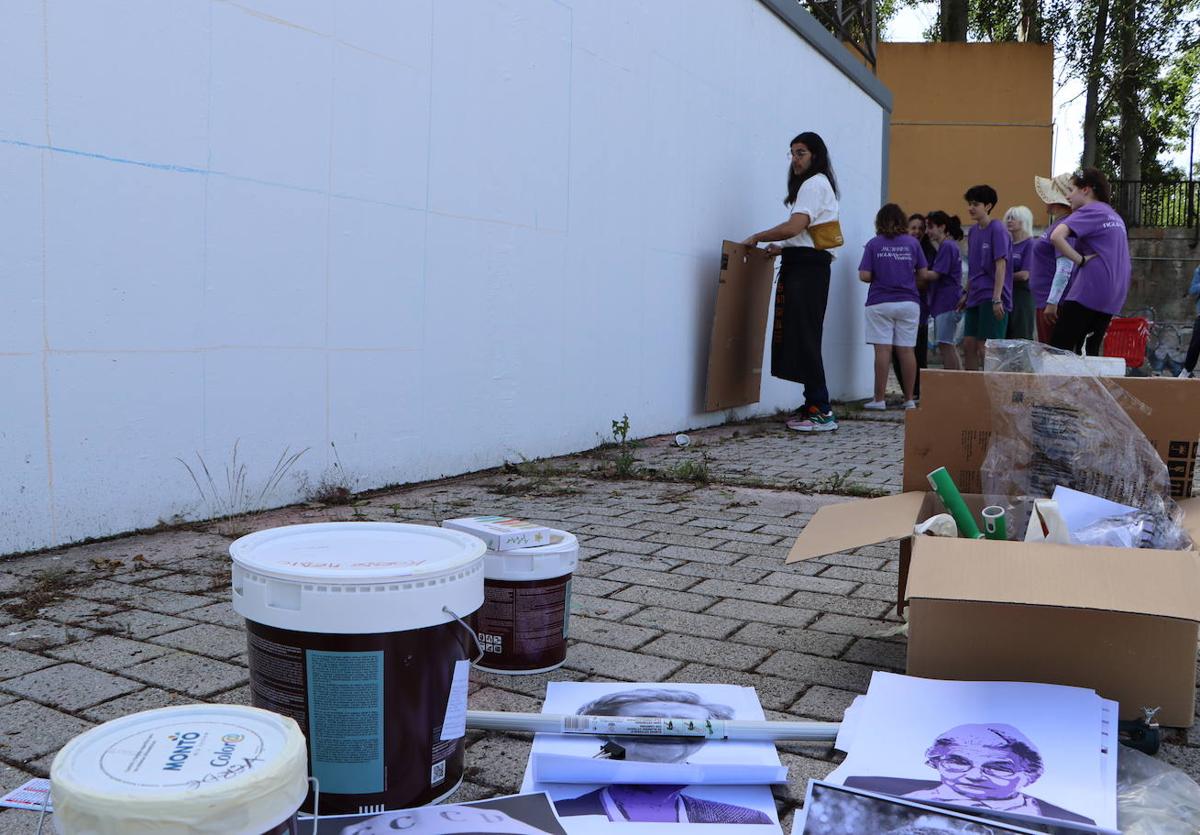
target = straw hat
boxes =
[1034,172,1073,207]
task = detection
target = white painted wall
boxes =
[1,0,885,555]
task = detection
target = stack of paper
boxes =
[817,672,1118,834]
[521,682,786,833]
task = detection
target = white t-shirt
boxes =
[780,173,840,253]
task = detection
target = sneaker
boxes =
[1179,369,1195,379]
[863,400,887,411]
[903,400,918,410]
[788,409,838,433]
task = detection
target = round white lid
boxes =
[51,704,308,834]
[483,529,579,581]
[230,522,487,584]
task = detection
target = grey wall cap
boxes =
[758,0,894,111]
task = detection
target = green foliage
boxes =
[611,413,631,446]
[670,458,711,484]
[610,413,639,478]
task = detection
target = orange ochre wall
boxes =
[878,42,1054,225]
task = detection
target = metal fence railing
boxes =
[1111,180,1197,228]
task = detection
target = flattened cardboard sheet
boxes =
[703,241,776,412]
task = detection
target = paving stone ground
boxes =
[0,410,1195,831]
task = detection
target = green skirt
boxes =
[1007,283,1036,340]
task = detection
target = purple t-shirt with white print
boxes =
[927,239,963,317]
[1061,201,1132,315]
[1029,217,1073,308]
[966,219,1013,311]
[858,234,926,307]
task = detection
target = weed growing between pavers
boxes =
[177,440,307,518]
[4,568,80,620]
[298,442,355,506]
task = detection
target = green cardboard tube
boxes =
[926,467,983,539]
[982,505,1007,541]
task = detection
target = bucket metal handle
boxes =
[443,605,485,663]
[308,776,321,834]
[35,790,48,835]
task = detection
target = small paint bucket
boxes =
[468,529,578,674]
[50,704,308,834]
[230,522,485,815]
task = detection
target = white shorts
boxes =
[865,301,920,347]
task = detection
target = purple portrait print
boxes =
[846,723,1094,826]
[554,784,773,824]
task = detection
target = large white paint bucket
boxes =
[230,522,486,816]
[50,704,307,834]
[468,528,578,674]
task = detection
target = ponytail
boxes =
[927,210,964,241]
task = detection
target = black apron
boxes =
[771,246,833,385]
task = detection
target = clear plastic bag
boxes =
[980,341,1190,549]
[1117,745,1200,834]
[1073,511,1193,552]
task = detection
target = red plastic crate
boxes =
[1102,317,1151,368]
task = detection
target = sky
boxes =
[885,3,1190,176]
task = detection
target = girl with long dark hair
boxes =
[742,132,840,432]
[1048,168,1132,355]
[924,210,965,370]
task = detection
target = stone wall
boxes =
[1127,227,1200,323]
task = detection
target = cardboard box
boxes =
[703,242,775,411]
[904,370,1200,498]
[786,370,1200,726]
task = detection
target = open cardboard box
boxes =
[786,370,1200,726]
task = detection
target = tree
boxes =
[943,0,969,40]
[1020,0,1044,41]
[1077,0,1110,168]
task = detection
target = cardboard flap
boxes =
[786,492,925,563]
[908,537,1200,621]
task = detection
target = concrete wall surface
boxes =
[1127,227,1200,322]
[1,0,886,554]
[879,41,1052,224]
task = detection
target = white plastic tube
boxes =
[466,711,840,743]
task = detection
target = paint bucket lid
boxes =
[230,523,486,634]
[50,704,307,835]
[482,529,579,582]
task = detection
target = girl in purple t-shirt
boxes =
[1030,173,1077,343]
[962,184,1012,371]
[858,204,934,410]
[925,210,965,370]
[1049,168,1132,355]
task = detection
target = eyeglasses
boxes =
[932,756,1019,779]
[789,149,811,159]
